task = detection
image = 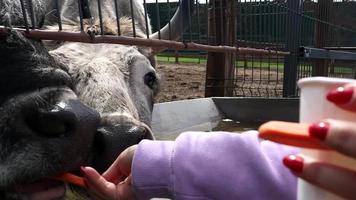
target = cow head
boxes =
[0,0,193,199]
[0,29,102,199]
[0,29,158,200]
[49,39,159,172]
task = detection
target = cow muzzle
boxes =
[93,114,154,172]
[0,88,101,199]
[16,89,101,141]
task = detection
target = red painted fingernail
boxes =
[309,122,329,141]
[283,155,304,173]
[326,87,353,105]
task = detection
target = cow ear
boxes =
[137,46,156,68]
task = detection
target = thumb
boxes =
[81,166,117,200]
[103,145,137,182]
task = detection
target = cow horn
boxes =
[149,0,195,41]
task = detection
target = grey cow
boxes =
[0,0,190,199]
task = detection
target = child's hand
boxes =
[283,84,356,199]
[81,145,138,200]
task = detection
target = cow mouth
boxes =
[14,178,65,199]
[12,171,88,200]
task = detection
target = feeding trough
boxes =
[152,97,299,140]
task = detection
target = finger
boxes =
[101,159,124,184]
[116,175,136,200]
[84,176,112,200]
[81,166,117,200]
[326,84,356,112]
[103,145,137,182]
[89,175,135,200]
[309,119,356,158]
[283,155,356,200]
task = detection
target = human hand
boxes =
[81,145,138,200]
[283,83,356,199]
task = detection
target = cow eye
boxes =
[144,72,157,89]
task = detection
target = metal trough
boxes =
[152,97,299,140]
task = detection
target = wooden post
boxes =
[205,0,235,97]
[175,50,179,64]
[313,0,332,76]
[225,0,236,96]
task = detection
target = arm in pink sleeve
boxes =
[132,131,299,200]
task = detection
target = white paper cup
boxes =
[297,77,356,200]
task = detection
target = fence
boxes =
[149,0,356,97]
[232,0,356,97]
[1,0,356,98]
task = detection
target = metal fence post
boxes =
[283,0,303,97]
[313,0,332,76]
[205,0,235,97]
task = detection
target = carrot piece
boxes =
[50,173,86,188]
[258,121,330,149]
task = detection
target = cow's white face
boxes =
[50,42,160,171]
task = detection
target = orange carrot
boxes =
[258,121,330,149]
[51,173,86,188]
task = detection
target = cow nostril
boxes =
[128,126,146,141]
[27,109,78,137]
[140,123,154,140]
[128,125,153,142]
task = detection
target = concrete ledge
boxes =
[152,97,299,139]
[212,97,299,122]
[152,98,221,140]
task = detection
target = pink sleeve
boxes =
[132,131,299,200]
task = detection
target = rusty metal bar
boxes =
[77,0,84,31]
[155,0,161,39]
[283,0,302,97]
[55,0,63,31]
[97,0,104,35]
[312,0,332,76]
[81,0,92,18]
[219,0,223,44]
[167,0,172,40]
[196,0,201,44]
[19,0,29,31]
[114,0,121,36]
[205,0,209,44]
[27,0,36,28]
[0,27,289,56]
[212,0,216,45]
[188,0,192,42]
[179,0,184,42]
[129,0,136,37]
[143,0,149,38]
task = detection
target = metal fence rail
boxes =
[2,0,356,98]
[0,0,288,56]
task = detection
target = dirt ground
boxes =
[154,61,284,102]
[155,62,206,103]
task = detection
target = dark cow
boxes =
[0,0,192,199]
